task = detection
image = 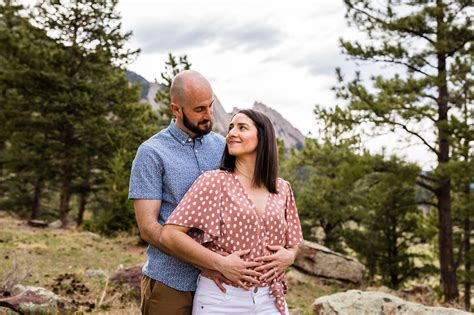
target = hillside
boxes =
[0,213,333,314]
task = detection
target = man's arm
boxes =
[133,199,167,252]
[135,199,235,292]
[160,224,261,289]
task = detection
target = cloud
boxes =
[132,18,283,54]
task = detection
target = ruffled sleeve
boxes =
[284,182,303,247]
[166,170,223,244]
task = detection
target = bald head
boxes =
[170,70,213,107]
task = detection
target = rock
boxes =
[0,285,75,314]
[85,269,107,278]
[79,231,101,240]
[285,268,315,286]
[313,290,471,315]
[109,264,143,301]
[293,241,365,285]
[27,220,49,228]
[48,220,63,228]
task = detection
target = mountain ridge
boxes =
[126,70,305,149]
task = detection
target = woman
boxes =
[160,109,303,314]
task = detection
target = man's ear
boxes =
[170,103,180,118]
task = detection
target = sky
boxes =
[20,0,438,169]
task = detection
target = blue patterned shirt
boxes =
[129,119,226,291]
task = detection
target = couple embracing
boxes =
[129,70,303,315]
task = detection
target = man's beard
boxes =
[183,111,213,136]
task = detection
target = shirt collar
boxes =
[168,119,204,145]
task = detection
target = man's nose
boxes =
[204,106,213,119]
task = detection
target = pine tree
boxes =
[0,1,60,218]
[154,53,191,128]
[30,0,140,227]
[345,156,433,289]
[284,136,372,252]
[322,0,472,301]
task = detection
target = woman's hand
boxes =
[215,249,261,290]
[254,245,298,283]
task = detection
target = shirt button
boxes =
[195,149,198,152]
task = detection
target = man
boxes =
[129,70,226,314]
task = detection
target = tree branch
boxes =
[446,37,474,57]
[416,179,436,193]
[390,121,439,156]
[348,5,436,44]
[370,58,435,78]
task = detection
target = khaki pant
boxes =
[140,274,194,315]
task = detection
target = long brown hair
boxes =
[220,109,279,193]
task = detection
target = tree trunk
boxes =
[59,167,72,228]
[30,179,43,220]
[76,191,87,227]
[0,141,4,176]
[435,0,458,302]
[464,214,471,311]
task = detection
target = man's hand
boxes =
[200,268,231,293]
[215,249,261,290]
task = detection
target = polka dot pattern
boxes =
[167,170,303,315]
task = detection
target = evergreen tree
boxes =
[30,0,140,227]
[321,0,472,301]
[0,1,60,218]
[284,136,372,252]
[346,156,433,289]
[154,53,191,127]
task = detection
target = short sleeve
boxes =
[284,182,303,247]
[166,171,223,244]
[128,144,163,200]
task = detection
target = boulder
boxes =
[27,220,49,228]
[109,264,143,301]
[293,241,365,285]
[0,285,75,314]
[313,290,471,315]
[48,220,63,229]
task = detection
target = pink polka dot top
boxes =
[166,170,303,314]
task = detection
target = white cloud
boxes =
[18,0,439,169]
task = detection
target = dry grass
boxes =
[0,214,336,314]
[0,215,144,314]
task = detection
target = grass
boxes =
[0,214,144,314]
[0,213,336,314]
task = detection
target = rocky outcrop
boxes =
[211,95,231,136]
[0,285,75,314]
[126,71,306,149]
[313,290,471,315]
[251,102,305,149]
[293,241,365,285]
[229,102,305,149]
[109,264,143,301]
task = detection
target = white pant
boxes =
[192,275,289,315]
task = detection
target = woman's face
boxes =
[226,113,258,157]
